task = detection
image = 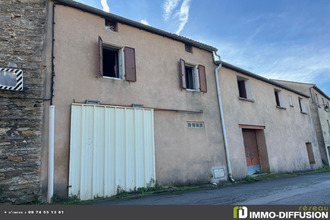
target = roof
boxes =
[272,79,330,100]
[313,85,330,101]
[221,61,310,98]
[52,0,217,53]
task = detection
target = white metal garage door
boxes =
[68,104,156,200]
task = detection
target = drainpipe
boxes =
[213,51,235,182]
[47,2,57,204]
[47,105,55,203]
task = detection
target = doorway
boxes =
[242,129,261,175]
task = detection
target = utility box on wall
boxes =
[0,68,23,91]
[210,166,227,184]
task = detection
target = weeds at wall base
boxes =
[40,165,330,204]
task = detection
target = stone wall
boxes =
[0,0,47,204]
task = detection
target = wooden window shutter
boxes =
[198,65,207,92]
[180,59,186,89]
[98,36,103,76]
[124,47,136,82]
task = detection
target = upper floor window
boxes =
[274,89,285,108]
[237,76,252,100]
[185,43,193,53]
[298,97,307,114]
[179,59,207,92]
[315,93,319,106]
[288,95,294,107]
[105,20,118,32]
[98,36,136,81]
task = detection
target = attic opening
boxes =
[105,19,118,32]
[185,43,193,53]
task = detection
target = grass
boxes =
[44,165,330,205]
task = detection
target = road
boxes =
[89,172,330,205]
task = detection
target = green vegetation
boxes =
[243,175,257,183]
[241,165,330,183]
[34,165,330,205]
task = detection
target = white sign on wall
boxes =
[0,68,23,91]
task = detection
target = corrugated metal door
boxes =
[69,104,156,200]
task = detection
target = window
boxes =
[105,20,118,32]
[237,76,252,100]
[98,36,136,81]
[274,89,285,108]
[322,98,325,106]
[288,95,293,107]
[185,43,193,53]
[185,66,196,89]
[315,93,319,106]
[298,97,307,113]
[327,120,330,132]
[187,121,204,128]
[103,47,121,78]
[179,59,207,92]
[306,142,315,164]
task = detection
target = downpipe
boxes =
[213,51,235,182]
[47,105,55,203]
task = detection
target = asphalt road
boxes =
[89,172,330,205]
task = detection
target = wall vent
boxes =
[85,100,100,105]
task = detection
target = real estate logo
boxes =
[233,206,248,219]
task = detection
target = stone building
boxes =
[272,80,330,165]
[0,0,48,204]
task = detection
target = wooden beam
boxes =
[239,124,265,130]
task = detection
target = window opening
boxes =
[185,66,194,89]
[105,20,118,32]
[103,47,120,78]
[299,97,306,113]
[288,95,293,107]
[275,90,280,106]
[185,44,193,53]
[237,79,247,98]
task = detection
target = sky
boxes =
[76,0,330,96]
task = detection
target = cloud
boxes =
[163,0,181,21]
[141,19,150,25]
[101,0,110,12]
[174,0,192,35]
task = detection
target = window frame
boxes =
[236,75,253,101]
[298,97,307,114]
[288,95,294,107]
[105,19,118,32]
[274,89,286,109]
[185,43,193,53]
[179,59,206,92]
[102,45,124,80]
[98,36,136,82]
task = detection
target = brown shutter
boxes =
[124,47,136,82]
[198,65,207,92]
[180,59,186,89]
[98,36,103,76]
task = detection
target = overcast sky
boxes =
[76,0,330,96]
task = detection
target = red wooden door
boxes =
[242,129,260,166]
